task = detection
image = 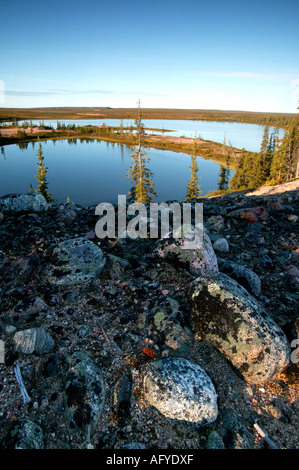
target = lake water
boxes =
[0,139,226,206]
[0,119,284,206]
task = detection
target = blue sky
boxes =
[1,0,298,112]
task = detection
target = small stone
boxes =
[207,215,225,231]
[286,214,298,222]
[220,409,253,449]
[206,431,226,449]
[213,238,229,253]
[106,254,130,279]
[146,297,193,357]
[113,374,132,424]
[13,328,54,355]
[227,206,268,223]
[11,296,48,325]
[5,325,17,336]
[76,324,90,338]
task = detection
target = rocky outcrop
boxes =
[0,188,298,450]
[188,272,290,384]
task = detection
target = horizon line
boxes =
[0,105,297,115]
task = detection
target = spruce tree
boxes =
[35,141,55,202]
[260,126,270,157]
[126,101,156,203]
[185,138,202,200]
[270,116,299,182]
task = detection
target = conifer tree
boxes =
[126,101,156,203]
[260,126,269,157]
[35,141,55,202]
[229,149,246,189]
[218,165,227,190]
[184,137,202,200]
[217,143,231,190]
[270,115,299,182]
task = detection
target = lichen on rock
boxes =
[188,271,290,384]
[47,237,106,285]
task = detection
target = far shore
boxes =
[0,106,295,128]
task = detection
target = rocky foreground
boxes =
[0,185,298,450]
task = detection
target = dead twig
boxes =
[254,422,279,449]
[14,363,31,404]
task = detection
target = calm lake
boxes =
[0,120,284,206]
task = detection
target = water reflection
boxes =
[0,139,230,206]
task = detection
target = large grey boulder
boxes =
[64,352,105,435]
[47,237,106,285]
[0,193,48,212]
[143,358,218,424]
[188,272,290,384]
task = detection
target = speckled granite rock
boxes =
[143,357,218,424]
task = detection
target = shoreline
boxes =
[0,126,251,169]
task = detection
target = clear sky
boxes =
[1,0,298,113]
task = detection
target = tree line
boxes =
[229,114,299,190]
